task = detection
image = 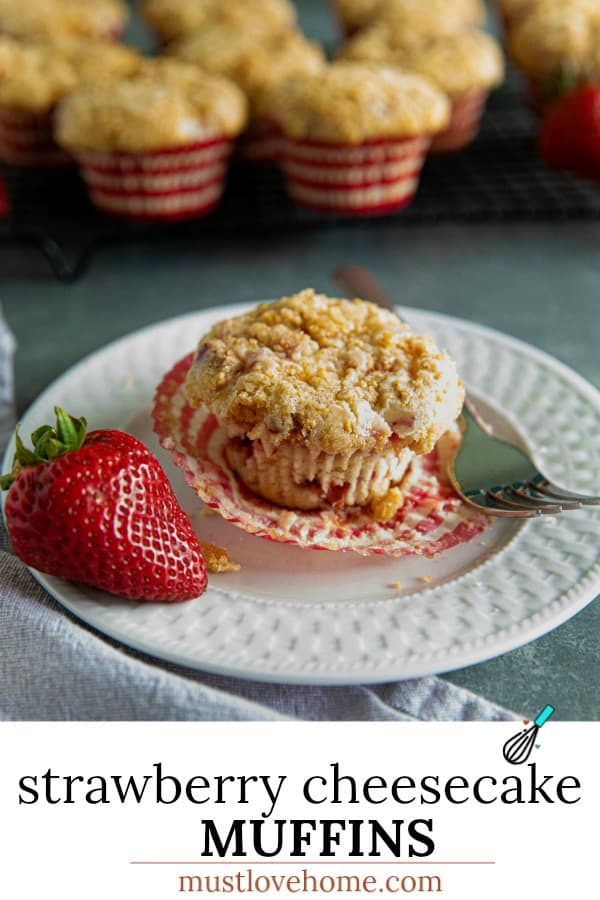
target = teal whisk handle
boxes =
[534,705,555,728]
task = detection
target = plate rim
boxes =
[3,303,600,685]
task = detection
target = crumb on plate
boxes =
[199,541,241,573]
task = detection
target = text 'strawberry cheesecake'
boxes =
[54,59,247,220]
[0,0,128,41]
[338,28,504,153]
[184,290,465,512]
[140,0,296,45]
[264,62,449,214]
[168,25,325,163]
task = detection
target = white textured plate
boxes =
[3,306,600,684]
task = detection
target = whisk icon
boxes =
[502,705,555,765]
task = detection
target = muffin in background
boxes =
[330,0,486,36]
[339,28,504,153]
[168,25,326,163]
[55,58,248,221]
[0,0,128,41]
[495,0,595,31]
[0,35,141,167]
[509,2,600,110]
[264,62,449,215]
[140,0,296,46]
[184,290,465,513]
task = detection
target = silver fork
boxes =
[333,265,600,519]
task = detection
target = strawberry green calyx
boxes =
[0,407,87,490]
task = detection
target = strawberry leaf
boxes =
[1,409,89,490]
[54,408,87,451]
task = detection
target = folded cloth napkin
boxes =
[0,307,516,722]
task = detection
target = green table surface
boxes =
[1,2,599,719]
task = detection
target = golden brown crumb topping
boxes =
[185,290,465,457]
[263,62,449,142]
[0,36,77,111]
[0,0,127,40]
[332,0,485,33]
[199,541,241,573]
[140,0,296,43]
[55,58,248,152]
[509,2,600,79]
[339,28,505,96]
[168,26,326,114]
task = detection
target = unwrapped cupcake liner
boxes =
[75,136,235,221]
[430,91,488,154]
[0,107,70,168]
[152,355,491,557]
[226,436,415,510]
[279,135,430,215]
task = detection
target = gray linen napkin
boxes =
[0,308,516,722]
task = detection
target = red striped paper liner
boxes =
[430,90,488,154]
[0,106,70,168]
[279,135,430,215]
[152,354,491,557]
[75,136,235,221]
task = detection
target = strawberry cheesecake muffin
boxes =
[168,25,326,162]
[140,0,296,45]
[509,1,600,109]
[0,35,141,166]
[338,28,504,152]
[184,290,465,512]
[330,0,486,36]
[54,58,248,220]
[263,62,449,214]
[0,0,128,41]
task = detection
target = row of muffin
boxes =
[493,0,600,111]
[141,0,505,157]
[0,0,504,221]
[142,0,504,217]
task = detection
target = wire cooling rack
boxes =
[1,80,599,281]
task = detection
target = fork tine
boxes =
[503,487,567,512]
[529,478,600,506]
[462,490,540,518]
[486,489,561,515]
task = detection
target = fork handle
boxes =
[332,266,402,319]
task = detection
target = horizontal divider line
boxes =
[130,861,495,866]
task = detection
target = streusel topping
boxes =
[339,28,504,96]
[264,62,449,142]
[55,58,248,152]
[140,0,296,43]
[0,36,77,112]
[332,0,485,33]
[0,0,127,40]
[0,36,142,112]
[185,290,465,456]
[509,3,600,79]
[169,26,326,113]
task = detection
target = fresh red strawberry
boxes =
[1,408,207,602]
[539,84,600,181]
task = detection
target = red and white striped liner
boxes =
[75,136,235,221]
[0,107,70,168]
[152,355,491,557]
[430,90,489,154]
[279,135,431,215]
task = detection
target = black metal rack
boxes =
[1,80,599,281]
